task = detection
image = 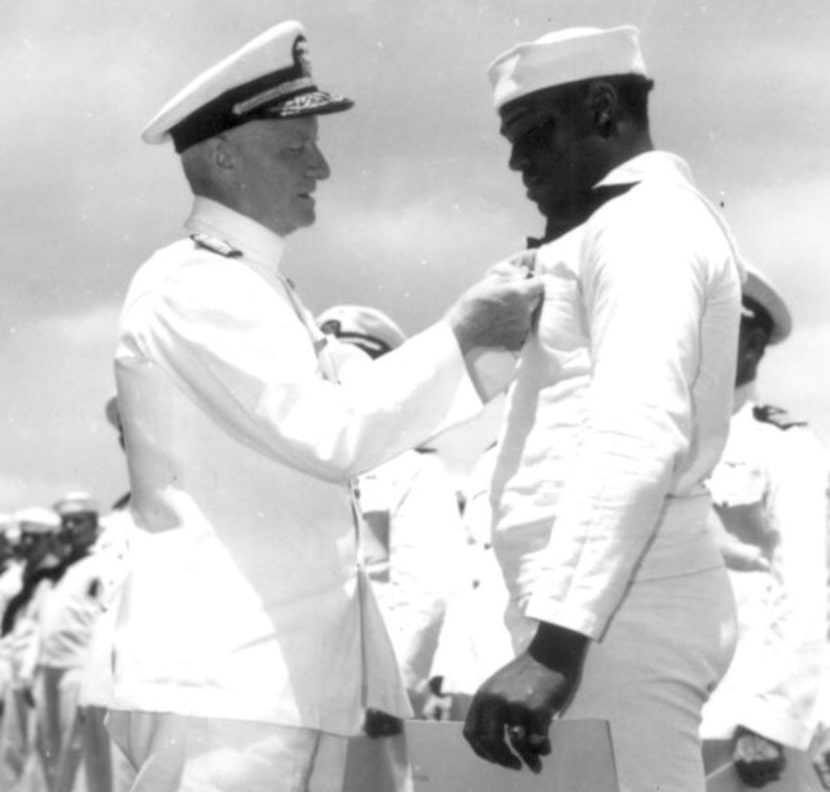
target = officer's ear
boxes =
[585,80,619,139]
[210,135,237,172]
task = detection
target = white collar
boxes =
[184,197,286,272]
[596,150,695,190]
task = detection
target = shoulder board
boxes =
[752,404,807,431]
[190,233,243,258]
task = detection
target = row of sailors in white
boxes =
[0,492,133,792]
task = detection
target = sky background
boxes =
[1,0,829,512]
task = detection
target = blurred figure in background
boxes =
[34,492,103,791]
[318,305,471,791]
[423,442,514,722]
[72,397,135,792]
[0,515,21,617]
[701,264,828,788]
[0,506,62,791]
[0,515,23,723]
[317,304,470,719]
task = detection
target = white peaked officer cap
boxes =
[316,305,407,358]
[488,25,648,112]
[143,20,353,153]
[741,263,792,345]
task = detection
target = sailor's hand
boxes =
[463,624,587,773]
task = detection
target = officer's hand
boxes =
[733,727,785,787]
[422,676,453,721]
[446,266,543,354]
[422,691,453,721]
[363,708,404,738]
[812,730,830,790]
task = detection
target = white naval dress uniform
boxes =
[109,198,486,791]
[36,548,112,792]
[701,389,828,751]
[489,151,743,792]
[70,511,136,792]
[0,562,23,700]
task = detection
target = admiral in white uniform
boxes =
[108,20,542,792]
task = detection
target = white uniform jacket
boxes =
[490,151,743,640]
[112,198,483,735]
[702,390,828,749]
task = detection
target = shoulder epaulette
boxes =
[752,404,807,431]
[190,233,243,258]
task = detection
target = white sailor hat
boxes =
[488,25,648,112]
[15,506,60,535]
[53,491,99,518]
[316,305,407,359]
[143,20,353,153]
[741,263,792,345]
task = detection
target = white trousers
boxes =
[506,566,737,792]
[106,711,349,792]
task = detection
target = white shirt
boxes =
[37,550,110,669]
[112,198,482,734]
[0,562,22,618]
[701,389,828,749]
[490,151,743,640]
[78,510,133,707]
